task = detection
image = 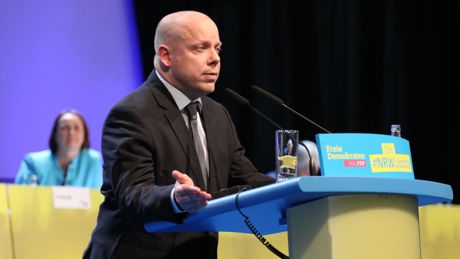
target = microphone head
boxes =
[224,88,250,107]
[251,85,285,105]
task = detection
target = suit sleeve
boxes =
[101,105,184,224]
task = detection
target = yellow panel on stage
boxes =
[0,184,14,259]
[4,184,458,259]
[218,231,288,259]
[8,185,103,259]
[419,204,460,259]
[287,194,420,259]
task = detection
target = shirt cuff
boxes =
[170,188,184,213]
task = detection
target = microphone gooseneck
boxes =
[224,87,313,175]
[251,85,332,133]
[224,88,284,130]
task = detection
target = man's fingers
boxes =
[175,185,202,196]
[172,170,194,185]
[175,193,209,212]
[172,170,212,212]
[174,184,212,212]
[175,184,211,199]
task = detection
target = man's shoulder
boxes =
[111,78,164,113]
[103,78,170,127]
[117,82,156,106]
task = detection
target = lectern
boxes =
[145,133,453,258]
[145,176,452,259]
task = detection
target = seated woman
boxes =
[15,109,102,188]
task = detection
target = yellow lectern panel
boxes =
[0,184,14,259]
[218,232,288,259]
[419,204,460,259]
[287,194,420,259]
[8,185,103,259]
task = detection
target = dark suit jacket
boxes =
[84,71,274,259]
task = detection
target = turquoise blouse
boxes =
[14,149,103,188]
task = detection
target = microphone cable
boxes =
[235,187,289,259]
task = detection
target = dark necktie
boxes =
[185,101,209,189]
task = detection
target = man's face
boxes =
[166,17,222,99]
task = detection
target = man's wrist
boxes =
[170,188,185,213]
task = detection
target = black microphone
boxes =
[224,88,284,130]
[251,85,332,133]
[224,88,315,176]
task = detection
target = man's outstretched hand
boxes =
[172,170,212,212]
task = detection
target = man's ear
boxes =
[158,45,172,68]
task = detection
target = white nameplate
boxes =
[52,186,91,209]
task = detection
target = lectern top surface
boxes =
[144,176,453,234]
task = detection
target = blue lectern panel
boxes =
[144,177,452,235]
[316,133,414,179]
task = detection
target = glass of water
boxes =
[275,129,299,182]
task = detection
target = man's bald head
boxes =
[154,11,216,54]
[152,10,222,99]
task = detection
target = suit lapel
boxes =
[149,76,206,189]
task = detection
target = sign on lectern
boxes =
[316,133,414,179]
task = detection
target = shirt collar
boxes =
[155,70,202,112]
